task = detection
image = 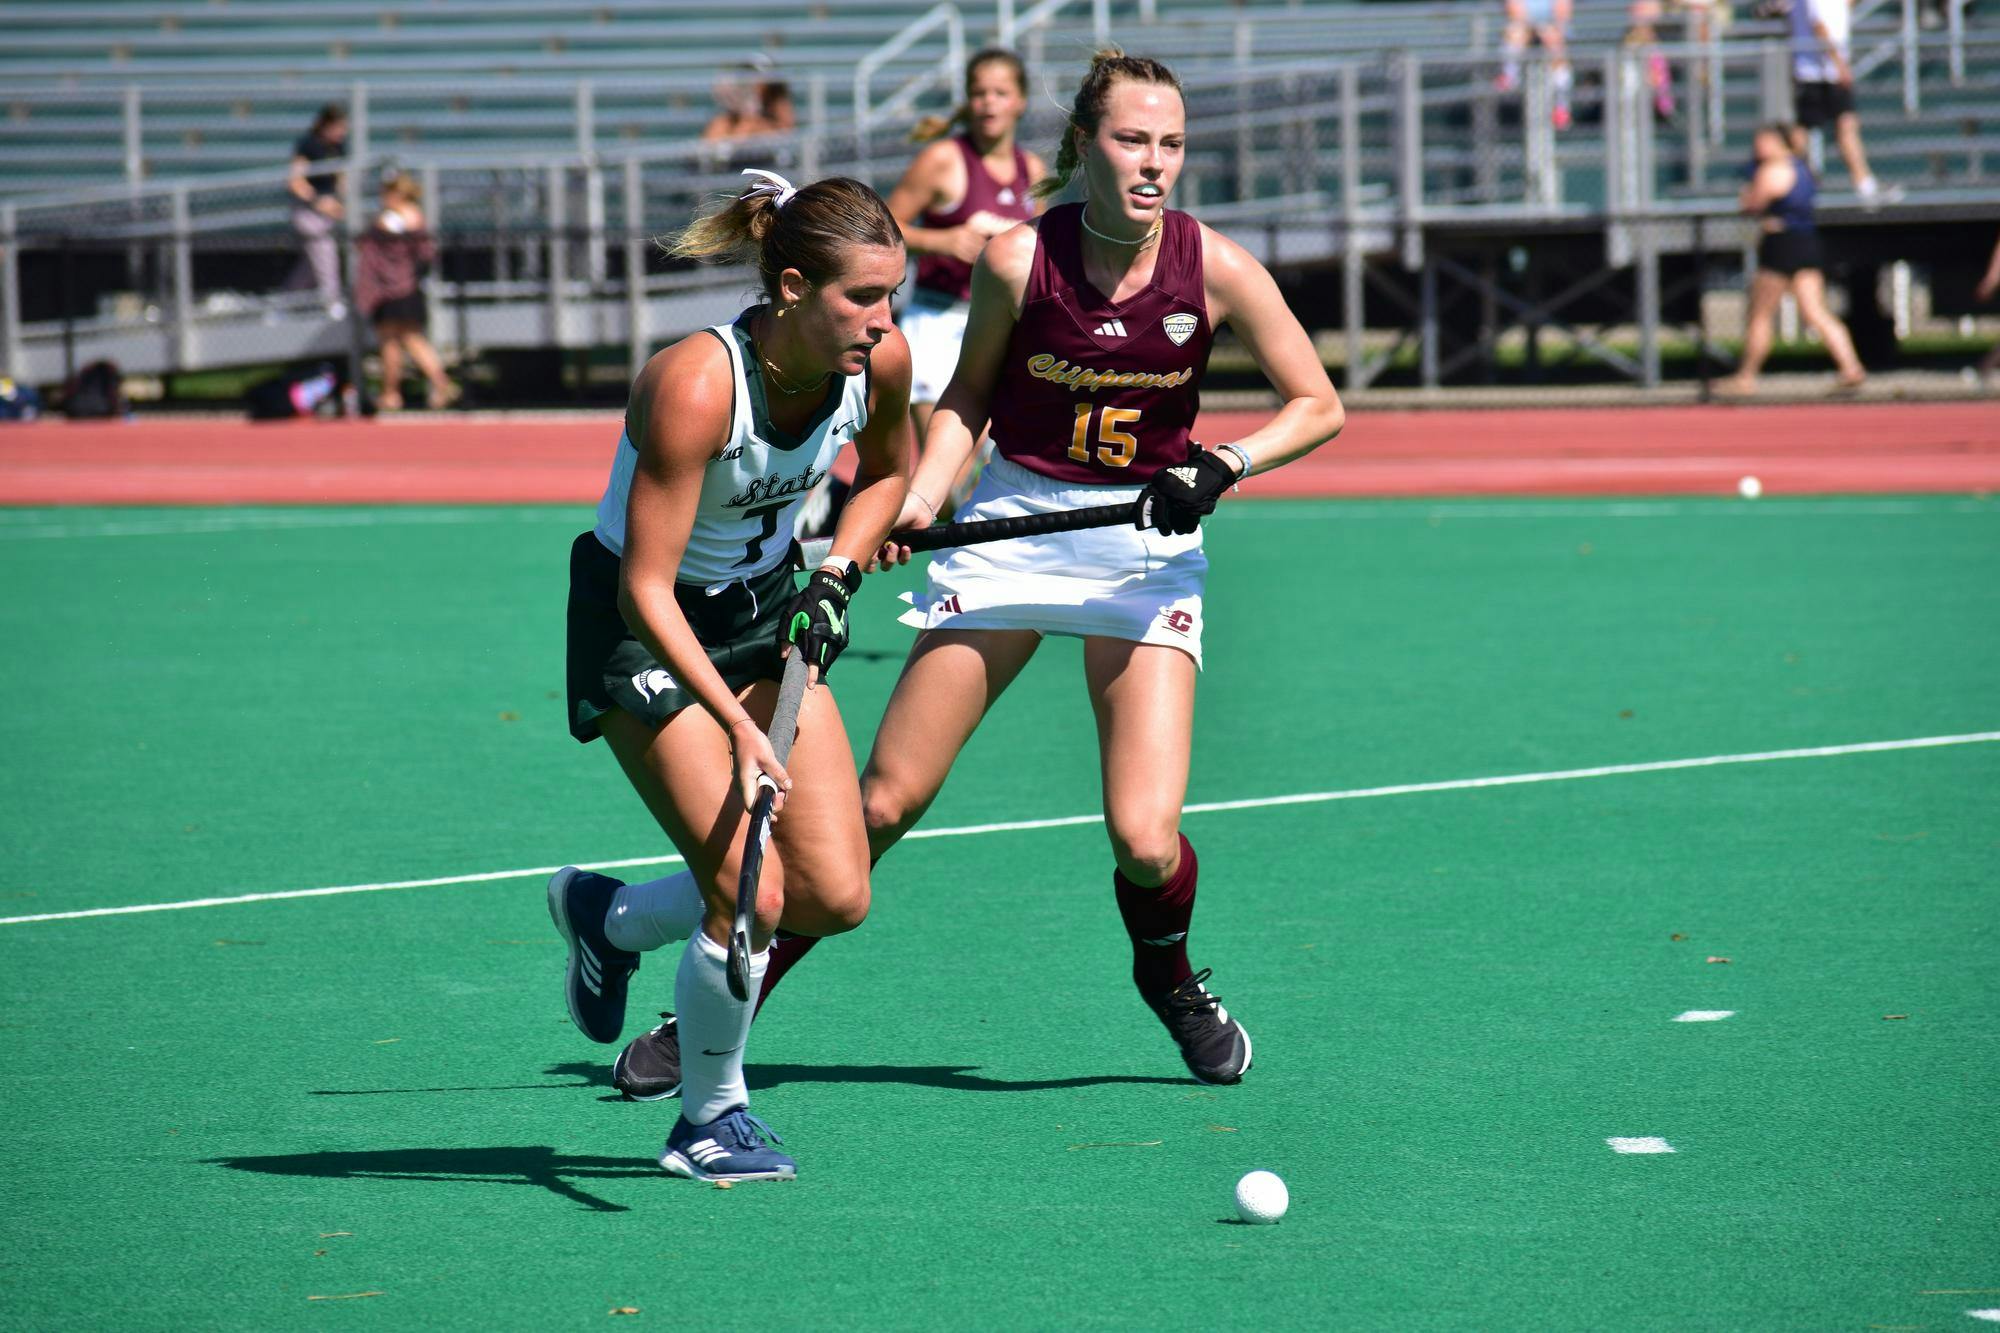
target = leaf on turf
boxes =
[307,1292,383,1301]
[1618,709,1633,719]
[1670,933,1688,942]
[1066,1140,1164,1151]
[610,1307,641,1316]
[499,711,521,722]
[1883,1014,1909,1020]
[1705,956,1732,964]
[314,1249,327,1257]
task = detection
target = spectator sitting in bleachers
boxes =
[701,53,796,168]
[287,104,349,318]
[1498,0,1575,130]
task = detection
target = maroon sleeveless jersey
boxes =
[988,203,1212,484]
[912,135,1036,302]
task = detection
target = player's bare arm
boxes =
[834,325,913,570]
[1199,224,1344,477]
[887,140,983,263]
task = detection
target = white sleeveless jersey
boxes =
[593,310,870,584]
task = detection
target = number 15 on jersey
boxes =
[1069,404,1141,468]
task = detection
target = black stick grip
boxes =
[895,501,1139,553]
[726,649,812,1001]
[796,500,1140,570]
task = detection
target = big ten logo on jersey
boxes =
[1158,607,1196,636]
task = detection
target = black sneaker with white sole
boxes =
[546,866,639,1044]
[1145,968,1253,1085]
[613,1013,681,1101]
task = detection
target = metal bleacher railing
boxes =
[2,0,1997,394]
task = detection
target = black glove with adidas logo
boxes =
[1136,444,1237,536]
[780,560,863,679]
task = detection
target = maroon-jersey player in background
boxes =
[611,51,1343,1095]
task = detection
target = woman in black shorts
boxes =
[1718,123,1866,396]
[354,173,456,410]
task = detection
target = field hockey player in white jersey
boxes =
[550,172,912,1183]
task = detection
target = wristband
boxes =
[1217,442,1253,483]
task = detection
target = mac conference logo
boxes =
[1162,313,1198,347]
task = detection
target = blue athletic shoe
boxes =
[546,866,639,1044]
[659,1109,797,1182]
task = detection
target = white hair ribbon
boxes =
[739,168,798,209]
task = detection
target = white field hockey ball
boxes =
[1234,1170,1289,1224]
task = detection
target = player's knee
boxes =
[778,868,870,937]
[753,881,785,938]
[861,780,924,851]
[1109,821,1182,885]
[817,876,872,935]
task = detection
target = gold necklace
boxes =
[755,316,832,396]
[1079,203,1162,250]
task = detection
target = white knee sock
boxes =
[604,869,703,953]
[675,929,766,1125]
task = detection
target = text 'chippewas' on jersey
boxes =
[986,203,1214,484]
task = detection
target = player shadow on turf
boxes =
[207,1146,648,1213]
[308,1062,609,1097]
[747,1063,1187,1092]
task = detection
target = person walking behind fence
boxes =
[1716,123,1866,397]
[287,105,349,317]
[355,173,457,411]
[1974,229,2000,390]
[1498,0,1575,130]
[1789,0,1896,206]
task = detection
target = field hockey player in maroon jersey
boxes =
[885,49,1047,491]
[735,50,1346,1087]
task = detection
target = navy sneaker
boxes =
[546,866,639,1044]
[612,1013,681,1101]
[660,1108,797,1182]
[1145,968,1253,1085]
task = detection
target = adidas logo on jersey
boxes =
[1091,319,1129,338]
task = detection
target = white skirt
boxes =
[900,297,970,405]
[905,454,1208,667]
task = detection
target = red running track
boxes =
[1,403,1994,505]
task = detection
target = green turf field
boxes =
[2,498,1996,1330]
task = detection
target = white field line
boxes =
[0,497,1988,541]
[3,729,1995,929]
[0,509,579,541]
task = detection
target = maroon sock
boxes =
[1113,833,1198,999]
[754,931,820,1017]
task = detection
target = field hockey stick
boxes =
[725,646,811,1002]
[795,500,1138,568]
